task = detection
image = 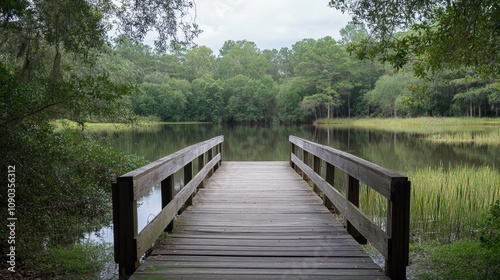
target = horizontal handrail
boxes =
[289,135,410,279]
[112,136,224,279]
[118,135,224,199]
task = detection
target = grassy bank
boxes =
[315,117,500,127]
[316,117,500,146]
[52,119,210,132]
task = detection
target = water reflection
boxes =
[99,123,500,171]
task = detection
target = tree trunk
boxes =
[348,95,351,118]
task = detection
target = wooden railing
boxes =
[289,136,411,279]
[112,136,224,279]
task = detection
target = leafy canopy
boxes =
[329,0,500,79]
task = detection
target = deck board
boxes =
[131,161,388,280]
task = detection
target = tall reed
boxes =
[359,164,500,243]
[425,131,500,145]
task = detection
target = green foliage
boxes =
[116,0,200,52]
[328,0,500,80]
[28,242,114,280]
[415,241,499,280]
[414,200,500,280]
[365,73,418,117]
[300,93,334,120]
[480,200,500,252]
[0,122,147,277]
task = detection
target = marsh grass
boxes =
[316,117,500,127]
[52,119,209,133]
[425,130,500,145]
[359,164,500,243]
[315,117,500,135]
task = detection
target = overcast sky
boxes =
[185,0,351,54]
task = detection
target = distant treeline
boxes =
[104,32,499,123]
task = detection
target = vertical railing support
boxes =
[112,179,138,279]
[208,148,214,176]
[161,174,175,232]
[197,154,205,188]
[312,155,321,193]
[289,143,296,170]
[184,162,193,206]
[324,163,338,213]
[385,180,411,279]
[302,150,309,181]
[346,175,367,244]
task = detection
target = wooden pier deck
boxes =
[113,136,410,279]
[130,162,388,279]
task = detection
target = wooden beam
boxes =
[347,175,367,244]
[118,136,223,200]
[161,175,174,232]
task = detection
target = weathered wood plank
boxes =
[131,162,388,279]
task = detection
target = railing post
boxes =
[324,163,338,213]
[161,174,175,232]
[214,143,223,171]
[312,155,321,193]
[208,148,214,176]
[184,162,193,206]
[302,149,309,181]
[113,179,138,279]
[346,175,367,244]
[198,154,205,188]
[385,180,411,279]
[290,142,296,170]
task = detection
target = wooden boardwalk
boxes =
[131,162,388,279]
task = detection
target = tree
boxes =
[329,0,500,79]
[224,75,276,122]
[300,94,334,121]
[365,73,417,117]
[339,21,369,45]
[190,75,224,121]
[0,2,201,276]
[183,46,216,81]
[215,40,268,80]
[117,0,201,52]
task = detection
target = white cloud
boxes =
[192,0,351,53]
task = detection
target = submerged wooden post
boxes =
[346,175,367,244]
[161,175,175,232]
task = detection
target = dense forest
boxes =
[95,30,500,123]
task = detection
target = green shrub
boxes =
[415,201,500,279]
[0,121,147,278]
